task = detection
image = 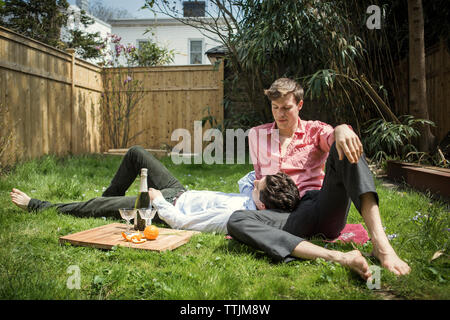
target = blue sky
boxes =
[68,0,157,18]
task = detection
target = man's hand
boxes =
[334,124,363,164]
[148,188,163,201]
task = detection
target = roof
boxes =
[205,45,228,55]
[109,17,227,28]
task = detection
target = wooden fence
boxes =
[395,39,450,143]
[0,25,103,165]
[0,26,224,165]
[102,64,224,150]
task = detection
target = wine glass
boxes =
[119,208,137,233]
[138,206,157,227]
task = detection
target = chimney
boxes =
[76,0,90,13]
[183,1,206,17]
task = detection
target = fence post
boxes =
[216,59,224,127]
[66,48,76,154]
[439,38,445,141]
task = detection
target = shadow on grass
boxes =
[216,235,377,264]
[212,238,274,262]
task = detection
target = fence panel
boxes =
[395,40,450,143]
[102,63,224,150]
[0,26,103,166]
[72,59,103,155]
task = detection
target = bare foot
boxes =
[372,245,411,276]
[10,188,31,211]
[340,250,372,280]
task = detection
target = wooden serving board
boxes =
[59,223,200,252]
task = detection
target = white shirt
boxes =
[152,171,256,234]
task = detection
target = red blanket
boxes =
[324,224,369,245]
[225,224,370,244]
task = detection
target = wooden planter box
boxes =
[386,160,450,198]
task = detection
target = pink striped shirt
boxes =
[249,118,335,198]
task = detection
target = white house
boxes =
[66,0,225,66]
[109,17,224,65]
[64,5,112,40]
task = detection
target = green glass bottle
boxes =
[133,168,149,231]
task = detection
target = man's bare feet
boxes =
[339,250,372,280]
[10,188,31,211]
[372,245,411,276]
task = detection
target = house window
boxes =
[137,40,149,50]
[189,39,203,64]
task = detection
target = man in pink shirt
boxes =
[249,117,336,198]
[227,78,410,281]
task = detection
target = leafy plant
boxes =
[63,23,104,60]
[97,32,176,148]
[362,115,435,163]
[0,0,103,60]
[132,39,175,67]
[201,106,223,132]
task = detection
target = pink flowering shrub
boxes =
[97,33,173,148]
[96,33,173,68]
[98,34,146,148]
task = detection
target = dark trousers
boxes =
[226,143,379,263]
[27,146,185,219]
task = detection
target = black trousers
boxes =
[227,142,379,263]
[27,146,185,219]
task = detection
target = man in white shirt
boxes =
[10,146,301,235]
[147,170,299,233]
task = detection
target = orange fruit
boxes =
[144,225,159,240]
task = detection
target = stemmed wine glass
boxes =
[119,208,137,233]
[138,204,157,227]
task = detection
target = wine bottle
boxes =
[133,168,150,231]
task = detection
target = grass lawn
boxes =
[0,153,448,300]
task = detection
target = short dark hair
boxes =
[259,172,300,212]
[264,78,304,103]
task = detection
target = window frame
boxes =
[188,38,204,65]
[136,39,150,50]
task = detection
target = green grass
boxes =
[0,154,448,300]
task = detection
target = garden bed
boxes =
[387,160,450,198]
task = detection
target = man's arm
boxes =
[248,128,263,179]
[149,189,192,230]
[149,188,230,233]
[238,171,256,196]
[333,124,363,164]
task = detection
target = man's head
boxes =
[264,78,304,132]
[252,172,300,212]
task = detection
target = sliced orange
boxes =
[144,225,159,240]
[122,232,132,241]
[130,233,142,241]
[131,238,146,244]
[122,231,144,242]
